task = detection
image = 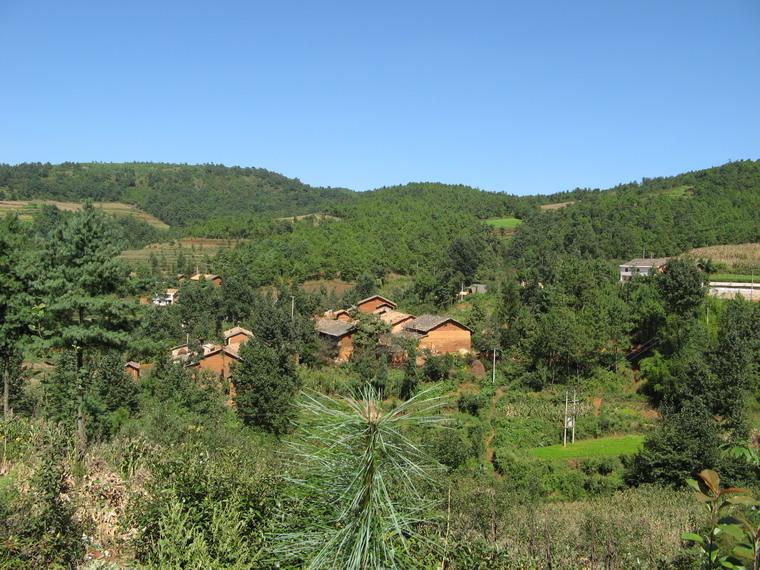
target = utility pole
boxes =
[563,391,569,447]
[571,389,577,444]
[290,295,295,321]
[492,348,497,385]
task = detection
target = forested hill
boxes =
[509,159,760,268]
[0,162,353,226]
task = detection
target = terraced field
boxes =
[0,200,169,229]
[120,237,245,267]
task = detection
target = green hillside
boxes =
[0,162,353,226]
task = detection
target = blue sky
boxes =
[1,1,758,194]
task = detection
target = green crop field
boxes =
[485,217,522,229]
[709,273,758,283]
[529,434,644,460]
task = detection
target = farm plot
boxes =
[688,243,760,271]
[120,237,245,267]
[0,200,169,229]
[530,435,644,460]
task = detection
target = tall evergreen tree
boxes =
[234,337,300,435]
[0,215,33,419]
[36,203,134,454]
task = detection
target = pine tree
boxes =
[0,215,33,420]
[36,203,135,454]
[234,337,300,435]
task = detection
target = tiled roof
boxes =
[223,326,254,340]
[379,310,414,326]
[620,257,669,268]
[404,314,472,333]
[315,317,356,337]
[356,295,397,309]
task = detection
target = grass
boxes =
[709,273,758,283]
[655,185,693,198]
[485,217,522,229]
[0,199,169,229]
[530,434,644,460]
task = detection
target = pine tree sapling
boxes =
[276,388,446,569]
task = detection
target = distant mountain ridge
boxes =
[0,162,352,226]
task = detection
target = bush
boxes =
[457,393,485,416]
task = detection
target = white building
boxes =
[619,258,669,282]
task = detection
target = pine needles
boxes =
[275,387,446,569]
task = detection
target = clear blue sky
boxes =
[1,1,758,194]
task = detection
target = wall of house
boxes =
[196,352,237,379]
[418,322,471,354]
[337,334,354,362]
[390,318,414,334]
[125,366,140,381]
[227,333,250,347]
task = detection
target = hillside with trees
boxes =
[1,161,759,569]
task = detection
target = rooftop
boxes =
[405,314,472,333]
[356,295,397,309]
[620,257,670,268]
[315,317,356,337]
[223,326,254,340]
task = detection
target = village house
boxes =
[403,315,472,355]
[223,326,254,351]
[124,361,141,380]
[189,272,223,287]
[315,317,356,362]
[152,287,179,306]
[377,309,415,334]
[170,344,193,363]
[356,295,397,314]
[457,283,488,302]
[619,258,669,282]
[323,308,353,322]
[187,346,241,381]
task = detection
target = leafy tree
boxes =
[710,297,760,441]
[627,399,721,487]
[448,236,483,282]
[371,354,389,398]
[234,337,300,435]
[400,345,420,400]
[655,258,706,317]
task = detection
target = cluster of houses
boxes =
[315,294,472,363]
